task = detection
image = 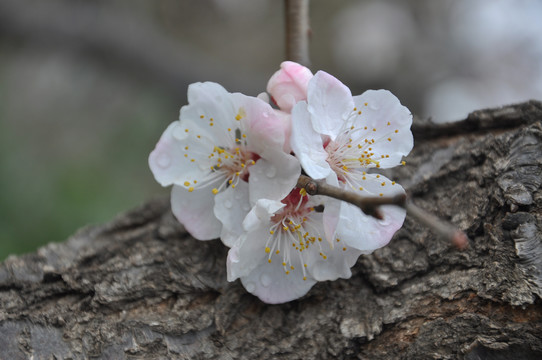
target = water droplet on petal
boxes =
[245,282,255,292]
[156,153,171,168]
[260,273,272,287]
[265,165,277,178]
[262,111,269,118]
[369,103,380,111]
[224,199,233,209]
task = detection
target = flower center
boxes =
[207,143,259,193]
[179,109,260,194]
[321,105,399,190]
[263,188,344,281]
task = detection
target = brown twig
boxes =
[405,201,469,250]
[284,0,311,66]
[297,175,406,219]
[297,174,469,249]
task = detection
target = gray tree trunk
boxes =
[1,101,542,359]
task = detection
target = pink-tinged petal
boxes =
[291,101,332,180]
[239,252,317,304]
[307,71,354,140]
[352,90,413,168]
[231,93,291,155]
[274,110,293,153]
[336,175,406,252]
[214,181,251,247]
[149,121,215,187]
[171,184,222,240]
[267,61,313,112]
[248,154,300,204]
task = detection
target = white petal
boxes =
[239,252,317,304]
[323,197,341,244]
[305,241,362,281]
[242,199,285,232]
[171,184,222,240]
[182,82,237,137]
[291,101,332,180]
[214,181,251,247]
[226,227,269,281]
[307,71,354,141]
[149,121,214,187]
[335,176,406,252]
[248,154,300,204]
[352,90,413,168]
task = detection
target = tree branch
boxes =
[284,0,310,66]
[1,102,541,359]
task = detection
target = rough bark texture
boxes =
[1,101,542,359]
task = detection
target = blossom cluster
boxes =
[149,62,413,304]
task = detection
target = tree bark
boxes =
[1,101,542,359]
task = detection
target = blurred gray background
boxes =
[1,0,541,260]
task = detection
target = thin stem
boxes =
[284,0,310,66]
[297,175,405,219]
[297,175,469,250]
[405,201,469,250]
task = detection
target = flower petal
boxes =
[226,228,269,282]
[232,93,291,156]
[242,199,285,232]
[248,154,300,204]
[214,181,251,247]
[267,61,313,112]
[336,175,406,252]
[291,101,332,180]
[306,71,354,141]
[171,184,222,240]
[322,196,341,244]
[149,121,214,187]
[305,242,362,281]
[182,82,237,138]
[352,90,413,168]
[239,252,317,304]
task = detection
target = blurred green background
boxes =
[1,0,541,260]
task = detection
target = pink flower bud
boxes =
[267,61,313,112]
